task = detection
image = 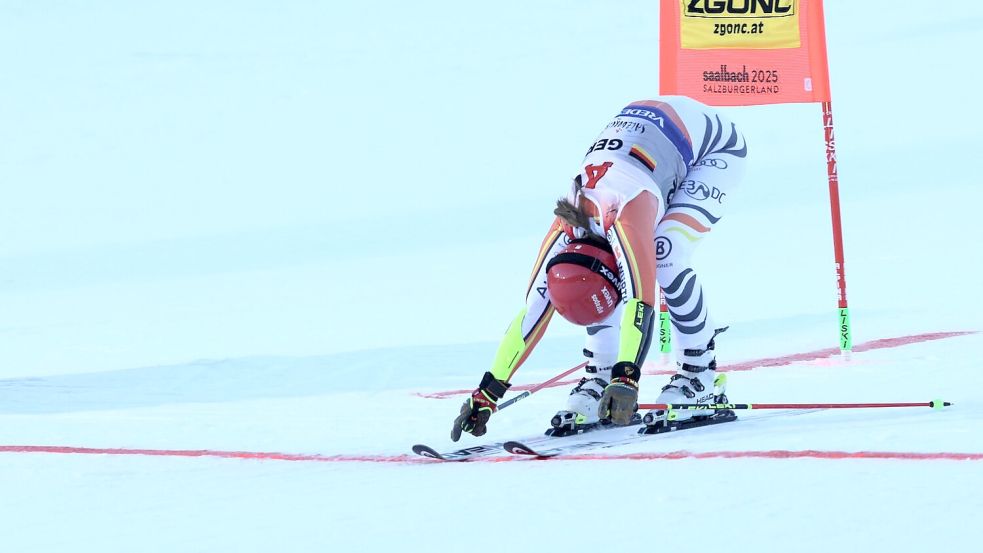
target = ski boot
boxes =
[548,370,609,437]
[643,330,732,429]
[645,360,719,424]
[639,371,735,434]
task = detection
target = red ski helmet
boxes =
[546,238,623,326]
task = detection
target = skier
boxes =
[451,96,747,441]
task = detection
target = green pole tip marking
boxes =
[930,399,950,409]
[659,311,672,353]
[838,307,853,351]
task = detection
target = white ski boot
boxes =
[641,369,732,431]
[644,331,728,425]
[550,366,611,435]
[652,362,718,421]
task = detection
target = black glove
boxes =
[597,362,640,425]
[451,371,511,442]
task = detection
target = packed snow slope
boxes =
[1,1,982,552]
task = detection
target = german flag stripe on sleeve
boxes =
[629,145,657,172]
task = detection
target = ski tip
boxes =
[504,441,556,457]
[411,444,444,460]
[930,399,952,409]
[503,441,537,455]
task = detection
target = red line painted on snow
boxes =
[718,331,977,373]
[2,445,981,463]
[0,445,419,464]
[415,331,978,399]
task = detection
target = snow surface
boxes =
[2,1,982,552]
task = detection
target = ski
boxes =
[411,442,509,462]
[419,405,828,461]
[637,410,737,434]
[412,415,642,461]
[504,412,738,458]
[504,439,607,458]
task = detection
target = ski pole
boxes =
[496,362,587,411]
[637,400,952,411]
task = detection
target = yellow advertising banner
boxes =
[681,0,800,49]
